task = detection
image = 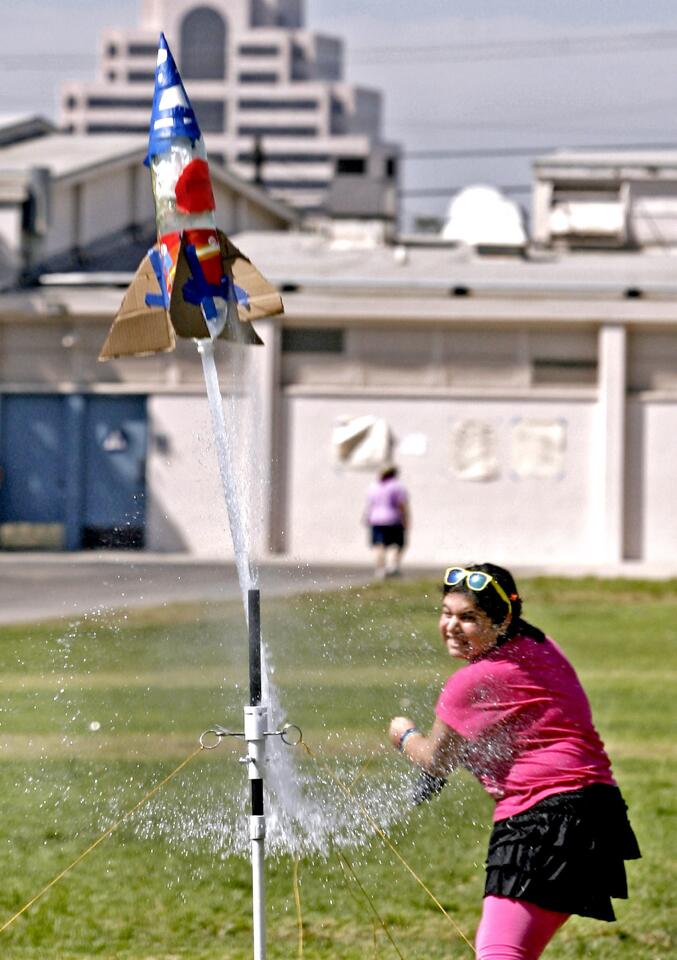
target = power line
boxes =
[404,141,677,160]
[4,26,677,70]
[349,28,677,65]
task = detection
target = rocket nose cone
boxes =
[156,32,170,70]
[145,31,203,165]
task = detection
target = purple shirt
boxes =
[435,635,616,820]
[366,477,408,526]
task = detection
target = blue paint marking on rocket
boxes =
[144,247,171,309]
[145,33,201,167]
[182,244,250,320]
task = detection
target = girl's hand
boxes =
[389,715,416,749]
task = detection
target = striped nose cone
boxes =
[145,33,203,165]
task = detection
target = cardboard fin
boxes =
[98,252,176,360]
[169,235,212,339]
[218,230,284,324]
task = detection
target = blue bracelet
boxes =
[399,726,420,752]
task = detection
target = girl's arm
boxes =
[389,715,464,777]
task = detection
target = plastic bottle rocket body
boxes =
[147,35,231,340]
[98,34,283,362]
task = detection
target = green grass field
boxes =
[0,577,675,959]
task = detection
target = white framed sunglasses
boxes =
[443,567,514,614]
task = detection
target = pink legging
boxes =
[475,896,570,960]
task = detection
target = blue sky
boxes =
[3,1,677,225]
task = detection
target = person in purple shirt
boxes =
[364,466,410,579]
[389,562,640,960]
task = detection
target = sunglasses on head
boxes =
[443,567,514,614]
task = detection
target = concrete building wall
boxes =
[280,389,598,566]
[79,168,133,245]
[146,393,233,555]
[145,345,269,559]
[625,396,677,562]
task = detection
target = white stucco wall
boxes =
[145,394,235,557]
[281,391,599,566]
[625,396,677,562]
[145,360,268,560]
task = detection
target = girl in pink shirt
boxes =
[389,563,640,960]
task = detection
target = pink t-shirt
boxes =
[366,478,407,526]
[435,634,616,821]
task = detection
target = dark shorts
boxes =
[370,524,405,548]
[484,784,641,921]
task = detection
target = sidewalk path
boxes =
[1,552,674,626]
[0,553,377,625]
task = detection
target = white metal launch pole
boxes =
[246,588,267,960]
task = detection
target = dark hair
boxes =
[443,562,545,644]
[379,466,398,481]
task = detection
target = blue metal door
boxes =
[82,396,147,549]
[0,394,67,523]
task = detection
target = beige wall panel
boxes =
[80,169,131,244]
[625,397,677,561]
[0,324,71,383]
[282,392,598,566]
[145,395,234,557]
[43,186,75,256]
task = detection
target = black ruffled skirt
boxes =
[485,784,641,921]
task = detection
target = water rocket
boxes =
[99,33,283,360]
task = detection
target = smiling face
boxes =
[438,591,507,661]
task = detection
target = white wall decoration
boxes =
[450,419,500,481]
[332,415,393,469]
[510,418,567,479]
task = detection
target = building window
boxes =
[127,43,158,56]
[532,358,597,386]
[181,8,227,79]
[282,328,344,353]
[291,42,309,81]
[86,96,152,109]
[65,95,78,110]
[128,70,156,83]
[262,179,330,190]
[337,157,366,175]
[238,125,317,137]
[193,99,226,133]
[107,43,118,57]
[385,156,397,179]
[239,72,279,83]
[239,44,280,56]
[238,98,318,111]
[237,151,330,163]
[86,123,148,133]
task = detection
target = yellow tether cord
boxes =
[297,738,476,955]
[2,733,475,956]
[336,849,406,960]
[292,855,303,959]
[0,744,205,935]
